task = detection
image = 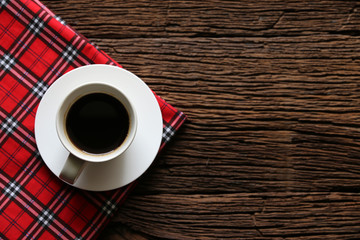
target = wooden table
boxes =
[43,0,360,239]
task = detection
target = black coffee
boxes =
[66,93,129,154]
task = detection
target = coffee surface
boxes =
[66,93,129,154]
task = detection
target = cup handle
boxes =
[59,154,86,184]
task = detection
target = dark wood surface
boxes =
[43,0,360,239]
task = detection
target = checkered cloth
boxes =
[0,0,186,239]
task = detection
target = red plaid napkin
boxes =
[0,0,186,239]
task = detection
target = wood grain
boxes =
[42,0,360,239]
[111,192,360,239]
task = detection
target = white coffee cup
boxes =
[56,82,137,184]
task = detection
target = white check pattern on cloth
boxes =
[1,116,19,134]
[28,16,45,35]
[102,200,117,216]
[37,209,55,227]
[62,45,79,63]
[3,181,21,199]
[162,124,175,143]
[54,16,66,25]
[32,81,48,98]
[0,53,16,72]
[0,0,9,8]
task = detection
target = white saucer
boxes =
[34,65,163,191]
